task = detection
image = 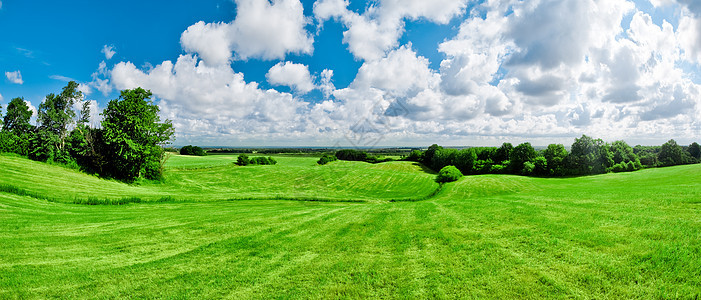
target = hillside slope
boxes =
[0,154,440,202]
[1,162,700,297]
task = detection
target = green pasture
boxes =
[1,153,700,298]
[0,153,439,202]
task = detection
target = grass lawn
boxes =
[1,154,700,298]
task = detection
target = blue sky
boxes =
[1,0,700,147]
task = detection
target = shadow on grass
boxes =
[412,162,438,175]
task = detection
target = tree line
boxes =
[406,135,700,177]
[0,82,174,182]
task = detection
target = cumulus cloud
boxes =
[319,69,335,97]
[678,11,701,64]
[314,0,468,60]
[181,0,313,65]
[102,45,116,60]
[351,44,438,95]
[5,70,23,84]
[266,62,315,94]
[110,55,315,144]
[102,0,701,145]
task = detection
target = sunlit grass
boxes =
[1,154,700,298]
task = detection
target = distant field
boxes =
[1,153,439,202]
[1,154,700,298]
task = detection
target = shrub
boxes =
[236,154,250,166]
[611,163,626,173]
[522,161,535,175]
[247,156,278,165]
[405,150,423,162]
[436,165,463,183]
[317,154,337,165]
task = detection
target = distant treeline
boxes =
[406,135,700,177]
[0,82,174,182]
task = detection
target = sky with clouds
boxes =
[0,0,700,147]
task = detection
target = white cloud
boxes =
[181,0,313,65]
[24,100,37,121]
[181,21,233,66]
[49,75,74,82]
[352,44,438,96]
[102,0,701,146]
[319,69,335,97]
[81,61,113,96]
[266,62,315,94]
[110,55,316,144]
[0,1,3,9]
[102,45,116,60]
[5,70,23,84]
[72,99,102,127]
[0,93,3,102]
[678,11,701,64]
[314,0,468,61]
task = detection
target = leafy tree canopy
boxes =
[101,88,174,181]
[2,97,33,134]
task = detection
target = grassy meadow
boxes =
[1,153,700,298]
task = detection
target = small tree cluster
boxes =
[0,83,174,182]
[335,149,393,164]
[180,145,206,156]
[317,154,337,165]
[236,154,277,166]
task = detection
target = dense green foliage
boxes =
[418,135,698,177]
[101,88,174,181]
[2,97,33,135]
[180,145,207,156]
[1,154,700,298]
[235,154,277,166]
[250,156,277,165]
[335,149,393,164]
[0,83,174,182]
[335,149,368,161]
[436,165,463,183]
[317,154,337,165]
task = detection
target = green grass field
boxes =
[1,153,700,298]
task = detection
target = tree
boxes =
[494,143,513,164]
[405,150,423,162]
[335,149,368,161]
[454,148,477,175]
[2,97,33,134]
[422,144,442,169]
[1,97,34,155]
[569,135,609,174]
[317,154,337,165]
[532,156,548,176]
[37,82,81,152]
[510,142,537,174]
[544,144,568,176]
[101,88,174,181]
[436,165,463,183]
[180,145,206,156]
[688,142,700,161]
[658,139,685,167]
[236,154,250,166]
